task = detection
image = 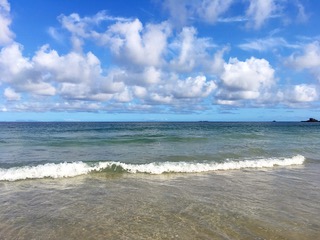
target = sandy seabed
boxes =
[0,162,319,240]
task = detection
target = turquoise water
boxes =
[0,122,319,239]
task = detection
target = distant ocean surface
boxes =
[0,122,319,239]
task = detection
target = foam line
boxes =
[0,155,305,181]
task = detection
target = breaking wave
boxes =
[0,155,305,181]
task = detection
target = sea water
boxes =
[0,122,319,239]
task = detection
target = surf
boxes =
[0,155,305,181]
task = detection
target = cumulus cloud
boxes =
[277,84,318,107]
[286,41,320,81]
[94,19,171,67]
[221,57,275,90]
[216,57,276,105]
[0,43,32,81]
[57,11,132,51]
[149,93,173,105]
[4,87,20,100]
[287,41,320,69]
[33,45,101,83]
[32,45,127,100]
[0,43,56,96]
[290,84,318,102]
[0,1,318,114]
[22,81,56,96]
[0,0,14,46]
[205,47,229,75]
[112,74,217,109]
[169,27,215,73]
[162,0,190,27]
[113,87,132,103]
[173,76,216,99]
[0,42,127,102]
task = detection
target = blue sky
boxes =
[1,0,320,121]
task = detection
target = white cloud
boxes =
[0,42,127,101]
[33,45,101,83]
[163,0,233,26]
[133,86,147,98]
[0,0,9,12]
[141,67,161,85]
[127,74,217,109]
[33,46,128,100]
[98,70,126,94]
[288,41,320,69]
[105,66,162,87]
[277,84,318,106]
[58,11,133,42]
[173,76,216,99]
[59,13,89,38]
[217,16,248,23]
[246,0,276,29]
[47,27,64,43]
[58,13,87,51]
[206,47,229,75]
[0,43,57,96]
[197,0,233,24]
[60,83,93,100]
[57,11,132,51]
[0,43,32,81]
[216,57,276,105]
[113,87,132,103]
[0,0,14,46]
[162,0,190,27]
[215,99,238,106]
[162,0,289,30]
[98,19,171,67]
[296,1,308,23]
[169,27,215,72]
[170,27,197,71]
[1,2,318,114]
[287,41,320,81]
[21,81,56,96]
[221,57,275,90]
[4,87,20,100]
[290,84,318,102]
[150,93,173,104]
[239,37,299,52]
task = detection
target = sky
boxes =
[0,0,320,121]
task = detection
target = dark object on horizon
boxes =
[302,118,319,122]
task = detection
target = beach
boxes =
[0,122,319,239]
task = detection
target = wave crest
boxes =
[0,155,305,181]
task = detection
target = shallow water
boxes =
[1,163,319,239]
[0,122,320,239]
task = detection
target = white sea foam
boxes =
[0,155,305,181]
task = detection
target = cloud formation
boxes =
[246,0,277,29]
[0,0,13,46]
[238,37,299,52]
[163,0,233,27]
[287,41,320,81]
[216,57,276,106]
[0,0,319,115]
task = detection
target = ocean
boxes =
[0,122,319,239]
